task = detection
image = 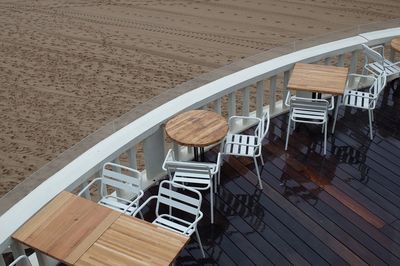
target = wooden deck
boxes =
[170,81,400,265]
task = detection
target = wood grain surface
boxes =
[75,215,189,266]
[12,191,120,265]
[288,63,349,95]
[391,37,400,53]
[165,110,228,147]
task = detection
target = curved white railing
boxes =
[1,22,400,264]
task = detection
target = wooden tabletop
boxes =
[12,191,120,265]
[287,63,349,95]
[75,215,189,266]
[391,37,400,53]
[165,109,228,147]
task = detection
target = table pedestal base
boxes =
[193,147,205,161]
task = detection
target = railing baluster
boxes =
[127,147,138,169]
[269,76,277,114]
[242,86,250,116]
[256,81,264,118]
[10,240,27,266]
[283,70,290,109]
[337,54,345,67]
[213,98,222,114]
[390,47,395,61]
[173,142,180,161]
[350,50,359,74]
[228,92,236,118]
[113,157,121,172]
[143,127,166,185]
[0,254,5,266]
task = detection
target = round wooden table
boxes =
[165,110,228,161]
[391,37,400,53]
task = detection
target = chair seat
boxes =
[153,215,194,236]
[99,196,138,215]
[343,90,373,109]
[291,107,327,123]
[224,133,258,156]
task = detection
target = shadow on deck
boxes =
[147,81,400,265]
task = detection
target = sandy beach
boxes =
[1,0,399,197]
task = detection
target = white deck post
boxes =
[214,98,222,114]
[10,241,27,266]
[127,147,138,170]
[242,87,250,116]
[228,92,236,118]
[349,50,359,74]
[337,54,345,67]
[0,254,5,266]
[269,76,277,114]
[143,127,166,182]
[283,70,290,110]
[256,81,264,118]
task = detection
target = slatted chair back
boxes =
[260,110,270,140]
[362,44,400,81]
[362,44,385,75]
[100,162,142,197]
[374,72,387,96]
[288,96,331,124]
[164,161,213,188]
[155,180,202,229]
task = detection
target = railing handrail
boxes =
[1,26,400,252]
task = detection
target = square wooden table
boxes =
[287,63,349,95]
[12,191,121,265]
[13,191,190,266]
[75,215,190,266]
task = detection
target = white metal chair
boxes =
[9,255,31,266]
[285,93,334,155]
[221,111,270,189]
[162,149,221,224]
[133,180,205,257]
[362,44,400,82]
[78,162,144,216]
[332,73,387,140]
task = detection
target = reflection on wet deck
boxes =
[156,82,400,265]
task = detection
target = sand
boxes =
[0,0,399,197]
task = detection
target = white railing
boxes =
[1,22,400,265]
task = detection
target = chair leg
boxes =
[323,121,327,155]
[195,229,206,258]
[285,117,292,150]
[371,109,374,122]
[332,103,340,134]
[260,152,265,166]
[210,186,214,224]
[254,157,263,189]
[368,109,374,140]
[138,210,144,220]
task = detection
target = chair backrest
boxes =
[362,44,386,75]
[164,160,213,179]
[155,180,202,222]
[100,162,142,197]
[375,72,387,96]
[289,96,330,111]
[260,111,270,140]
[162,149,219,176]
